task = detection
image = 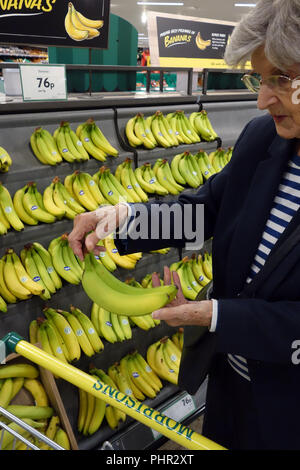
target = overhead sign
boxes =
[147,11,251,71]
[0,0,110,49]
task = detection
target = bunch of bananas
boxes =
[48,234,84,285]
[82,252,178,317]
[95,166,134,205]
[195,31,211,51]
[0,248,49,302]
[43,176,86,221]
[0,363,70,450]
[64,170,108,210]
[146,336,183,385]
[30,306,104,362]
[53,121,90,163]
[171,328,184,351]
[189,110,218,141]
[134,163,169,196]
[0,182,24,234]
[170,152,204,189]
[13,182,56,226]
[102,235,142,270]
[20,242,62,302]
[30,127,62,166]
[78,366,126,434]
[90,302,132,343]
[0,146,12,173]
[169,253,213,301]
[208,147,233,173]
[65,2,103,42]
[114,158,149,203]
[76,118,119,159]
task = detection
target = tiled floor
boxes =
[158,415,204,450]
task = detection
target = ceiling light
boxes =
[234,3,256,6]
[137,2,184,6]
[141,11,147,23]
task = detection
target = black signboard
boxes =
[0,0,110,49]
[156,15,235,68]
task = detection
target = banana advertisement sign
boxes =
[147,11,251,70]
[0,0,110,49]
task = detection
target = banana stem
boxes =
[1,333,225,451]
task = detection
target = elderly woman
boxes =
[68,0,300,450]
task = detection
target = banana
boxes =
[108,364,134,398]
[90,302,101,336]
[31,242,62,291]
[70,4,100,40]
[82,391,96,435]
[151,112,171,148]
[54,123,77,162]
[21,246,51,300]
[120,161,143,203]
[179,153,200,188]
[30,128,60,166]
[86,379,106,436]
[81,171,107,206]
[78,388,88,433]
[182,112,201,143]
[39,128,62,163]
[0,183,24,231]
[162,337,181,373]
[9,377,24,403]
[0,363,39,379]
[74,6,104,29]
[191,254,211,286]
[97,307,118,343]
[43,182,66,220]
[118,315,132,340]
[54,427,71,449]
[13,185,38,226]
[160,112,179,146]
[188,153,203,186]
[59,309,95,358]
[96,241,117,272]
[130,314,155,330]
[52,180,78,220]
[176,260,199,300]
[170,153,186,185]
[28,245,57,295]
[130,352,160,395]
[103,236,136,270]
[49,237,81,285]
[61,235,83,281]
[156,161,180,195]
[0,146,12,173]
[127,354,157,399]
[88,119,119,157]
[106,167,136,203]
[125,116,143,147]
[195,31,211,50]
[134,113,156,149]
[202,252,213,279]
[171,329,184,351]
[53,177,86,215]
[2,251,32,300]
[149,341,178,385]
[72,171,100,211]
[110,312,126,342]
[119,355,145,401]
[23,378,49,407]
[70,305,104,354]
[202,110,218,139]
[82,252,177,316]
[79,123,107,161]
[196,151,215,180]
[0,258,17,303]
[142,163,169,196]
[5,404,53,421]
[65,2,89,41]
[125,159,148,202]
[43,308,81,362]
[22,183,56,224]
[44,320,68,363]
[194,111,214,141]
[97,167,121,205]
[133,351,163,392]
[134,165,157,194]
[0,378,13,407]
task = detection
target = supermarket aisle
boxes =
[158,415,204,450]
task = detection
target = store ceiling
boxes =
[110,0,254,47]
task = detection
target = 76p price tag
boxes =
[19,64,67,102]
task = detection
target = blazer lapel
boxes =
[226,135,296,296]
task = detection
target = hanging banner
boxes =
[0,0,110,49]
[147,11,251,71]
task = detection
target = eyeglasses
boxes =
[241,73,300,94]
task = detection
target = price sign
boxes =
[151,393,196,440]
[19,64,67,102]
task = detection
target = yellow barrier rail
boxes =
[1,333,226,451]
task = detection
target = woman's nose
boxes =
[257,84,279,110]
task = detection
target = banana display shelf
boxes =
[0,105,221,450]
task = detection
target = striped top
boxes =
[228,154,300,381]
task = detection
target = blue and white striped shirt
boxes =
[228,154,300,380]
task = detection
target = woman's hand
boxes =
[68,203,129,261]
[151,266,212,328]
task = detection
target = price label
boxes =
[151,393,196,440]
[19,64,67,102]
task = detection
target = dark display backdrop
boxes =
[0,0,110,49]
[157,16,234,59]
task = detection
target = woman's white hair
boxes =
[224,0,300,70]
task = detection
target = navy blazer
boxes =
[116,114,300,449]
